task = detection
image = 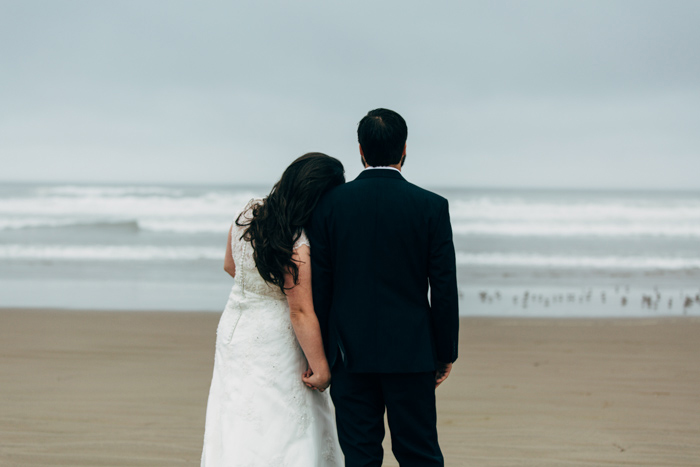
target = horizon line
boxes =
[1,179,699,194]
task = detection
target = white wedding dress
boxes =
[201,200,344,467]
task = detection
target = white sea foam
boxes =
[4,244,699,270]
[0,187,255,220]
[137,220,232,234]
[0,186,261,233]
[446,195,700,237]
[35,185,187,197]
[450,197,700,222]
[0,244,222,261]
[451,222,700,237]
[0,218,144,231]
[0,218,230,234]
[0,218,78,230]
[3,187,699,238]
[456,252,700,269]
[0,193,253,217]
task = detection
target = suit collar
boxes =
[355,168,405,181]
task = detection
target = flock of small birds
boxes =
[475,286,700,315]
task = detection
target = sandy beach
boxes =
[1,309,699,466]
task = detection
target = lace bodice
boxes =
[230,199,310,300]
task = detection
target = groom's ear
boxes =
[359,144,368,167]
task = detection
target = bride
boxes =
[201,153,345,466]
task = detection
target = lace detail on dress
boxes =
[230,199,286,300]
[293,229,310,250]
[322,427,339,463]
[230,199,310,300]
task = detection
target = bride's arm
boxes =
[285,244,331,391]
[224,225,236,278]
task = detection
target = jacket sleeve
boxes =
[428,198,459,363]
[308,200,333,354]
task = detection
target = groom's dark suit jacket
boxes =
[308,168,459,373]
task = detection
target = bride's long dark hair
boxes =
[236,152,345,294]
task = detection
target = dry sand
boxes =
[1,309,698,466]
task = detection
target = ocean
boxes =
[1,182,699,317]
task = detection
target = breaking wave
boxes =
[456,252,700,269]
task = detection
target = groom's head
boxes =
[357,108,407,168]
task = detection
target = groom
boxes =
[308,108,459,466]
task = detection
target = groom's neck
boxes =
[359,144,406,172]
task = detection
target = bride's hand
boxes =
[302,367,331,392]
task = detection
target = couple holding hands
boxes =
[201,108,459,467]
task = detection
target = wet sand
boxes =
[1,309,699,466]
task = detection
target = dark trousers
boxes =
[330,365,444,467]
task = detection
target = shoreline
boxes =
[1,309,699,466]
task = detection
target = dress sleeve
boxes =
[237,198,259,224]
[293,229,311,250]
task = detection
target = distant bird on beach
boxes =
[684,296,693,314]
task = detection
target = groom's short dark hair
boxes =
[357,108,407,167]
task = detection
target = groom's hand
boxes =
[435,362,453,388]
[302,367,331,392]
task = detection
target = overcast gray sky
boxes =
[1,0,699,189]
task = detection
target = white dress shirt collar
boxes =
[362,166,401,173]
